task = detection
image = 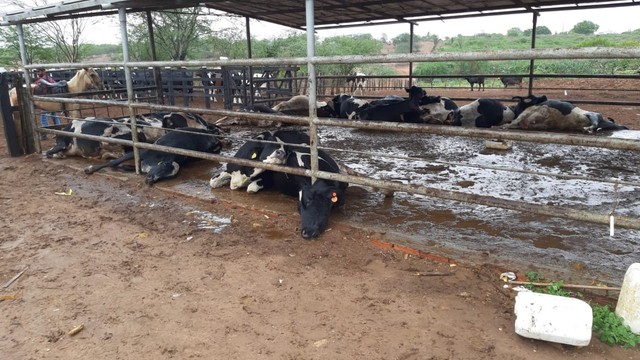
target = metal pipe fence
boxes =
[16,45,640,230]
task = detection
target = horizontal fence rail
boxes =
[31,95,640,152]
[36,125,640,231]
[24,47,640,70]
[13,45,640,232]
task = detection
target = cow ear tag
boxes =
[251,152,257,159]
[331,192,338,203]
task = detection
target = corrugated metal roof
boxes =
[1,0,638,28]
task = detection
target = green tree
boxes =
[316,34,382,75]
[536,26,552,35]
[128,7,221,61]
[1,0,90,63]
[0,24,54,65]
[571,20,600,35]
[391,33,411,45]
[523,26,552,36]
[507,27,523,37]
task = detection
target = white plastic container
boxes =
[514,291,592,346]
[615,263,640,334]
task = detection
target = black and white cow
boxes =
[451,95,547,128]
[500,76,523,88]
[84,127,223,185]
[45,118,147,159]
[464,76,485,91]
[331,94,369,119]
[117,114,165,143]
[418,95,458,124]
[357,86,426,123]
[212,130,347,239]
[256,130,348,239]
[209,131,274,192]
[117,112,218,143]
[346,72,367,96]
[506,100,628,133]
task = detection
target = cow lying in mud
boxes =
[451,95,547,128]
[505,99,628,133]
[45,118,148,159]
[210,130,347,239]
[84,127,223,185]
[209,131,273,192]
[357,86,426,122]
[45,112,219,160]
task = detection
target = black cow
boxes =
[45,118,147,159]
[84,128,223,185]
[357,86,425,122]
[464,76,485,91]
[159,112,216,130]
[507,99,628,133]
[452,95,547,128]
[256,130,347,239]
[500,76,523,88]
[209,131,273,192]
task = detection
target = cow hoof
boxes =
[246,182,263,193]
[209,178,228,188]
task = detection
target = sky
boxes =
[81,6,640,45]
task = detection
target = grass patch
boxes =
[522,271,639,349]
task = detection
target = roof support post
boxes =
[146,10,163,105]
[16,23,39,152]
[528,11,539,96]
[246,16,254,105]
[305,0,319,184]
[118,7,141,174]
[409,22,414,87]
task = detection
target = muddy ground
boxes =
[1,78,640,359]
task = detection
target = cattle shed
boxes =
[1,0,640,280]
[2,0,639,28]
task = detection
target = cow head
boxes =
[405,86,426,102]
[144,161,180,185]
[419,96,454,124]
[298,180,344,239]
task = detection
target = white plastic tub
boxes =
[514,291,592,346]
[615,263,640,334]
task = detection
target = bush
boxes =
[572,20,600,35]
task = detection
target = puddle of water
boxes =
[148,125,640,283]
[532,235,572,250]
[185,210,231,233]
